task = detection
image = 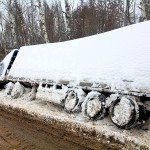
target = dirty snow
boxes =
[7,21,150,93]
[105,94,119,108]
[36,83,68,105]
[0,90,149,149]
[37,85,86,112]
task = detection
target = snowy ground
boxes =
[0,89,149,149]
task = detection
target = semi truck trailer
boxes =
[0,21,150,129]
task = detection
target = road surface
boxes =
[0,107,113,150]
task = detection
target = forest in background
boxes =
[0,0,150,60]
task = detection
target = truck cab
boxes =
[0,49,18,83]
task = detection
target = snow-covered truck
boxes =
[0,21,150,129]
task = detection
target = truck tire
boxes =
[84,91,106,120]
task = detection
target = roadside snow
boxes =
[0,90,149,149]
[7,21,150,93]
[36,83,68,105]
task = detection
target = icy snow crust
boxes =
[8,21,150,93]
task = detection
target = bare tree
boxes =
[64,0,72,40]
[0,0,146,58]
[139,0,150,21]
[0,0,17,50]
[54,0,66,42]
[0,11,7,58]
[25,0,39,44]
[37,0,49,43]
[123,0,137,25]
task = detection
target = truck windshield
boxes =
[0,63,4,76]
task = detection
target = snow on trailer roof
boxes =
[8,21,150,93]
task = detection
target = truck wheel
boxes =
[64,90,79,112]
[109,96,140,129]
[84,91,106,120]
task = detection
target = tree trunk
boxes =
[37,0,49,43]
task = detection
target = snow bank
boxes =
[8,21,150,93]
[36,83,67,105]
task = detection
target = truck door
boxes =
[0,49,18,82]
